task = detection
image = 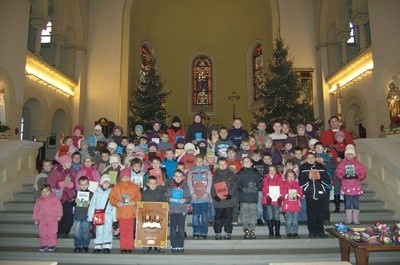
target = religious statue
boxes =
[0,88,5,124]
[387,82,400,123]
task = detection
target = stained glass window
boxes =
[192,56,212,106]
[253,44,265,101]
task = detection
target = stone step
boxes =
[0,234,340,249]
[13,192,36,202]
[2,196,385,213]
[0,247,399,265]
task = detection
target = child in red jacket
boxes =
[262,165,284,238]
[281,169,303,238]
[33,184,63,252]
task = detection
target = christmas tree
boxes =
[253,35,314,131]
[129,47,170,130]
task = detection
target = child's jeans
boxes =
[298,198,307,222]
[263,205,280,221]
[73,215,91,248]
[192,202,209,236]
[240,202,257,231]
[284,212,298,234]
[344,195,360,210]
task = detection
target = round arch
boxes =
[22,98,45,141]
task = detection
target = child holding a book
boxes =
[262,165,284,238]
[281,169,303,238]
[73,176,93,253]
[33,184,63,252]
[336,144,366,224]
[144,157,169,189]
[141,176,168,253]
[109,168,141,253]
[187,154,212,239]
[211,158,237,240]
[130,158,145,190]
[167,169,190,252]
[88,174,115,254]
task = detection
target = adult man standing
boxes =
[320,116,355,148]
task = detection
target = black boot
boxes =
[266,220,274,238]
[334,195,340,213]
[274,220,281,239]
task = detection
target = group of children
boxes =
[33,114,367,253]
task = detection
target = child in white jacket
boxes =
[87,174,116,253]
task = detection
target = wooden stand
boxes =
[326,228,400,265]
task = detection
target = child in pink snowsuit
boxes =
[33,184,63,252]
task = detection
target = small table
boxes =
[326,228,400,265]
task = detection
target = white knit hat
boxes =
[94,124,102,131]
[184,143,196,152]
[109,154,120,164]
[308,138,319,147]
[107,142,117,150]
[345,144,356,156]
[100,174,111,184]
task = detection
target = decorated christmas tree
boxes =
[253,34,314,131]
[129,47,170,130]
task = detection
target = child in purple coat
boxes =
[336,144,366,224]
[33,184,63,252]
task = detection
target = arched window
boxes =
[41,20,52,44]
[252,44,265,101]
[192,56,213,109]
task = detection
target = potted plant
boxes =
[0,122,11,140]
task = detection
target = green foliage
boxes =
[0,122,10,133]
[129,54,170,131]
[253,35,315,131]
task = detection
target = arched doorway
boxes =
[51,108,69,136]
[22,98,44,141]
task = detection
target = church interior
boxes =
[1,1,400,264]
[1,0,400,141]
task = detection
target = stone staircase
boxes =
[0,183,399,265]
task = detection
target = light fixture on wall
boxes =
[25,52,76,97]
[327,48,374,93]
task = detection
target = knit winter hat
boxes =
[308,138,319,147]
[107,142,118,150]
[335,131,345,138]
[176,138,185,144]
[109,154,120,164]
[100,174,111,184]
[78,139,88,148]
[206,150,215,158]
[73,125,84,134]
[345,144,356,156]
[119,168,131,179]
[172,116,181,123]
[135,149,145,156]
[126,143,135,151]
[184,143,196,152]
[197,138,208,147]
[94,124,102,131]
[58,155,72,165]
[134,124,144,131]
[148,141,158,149]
